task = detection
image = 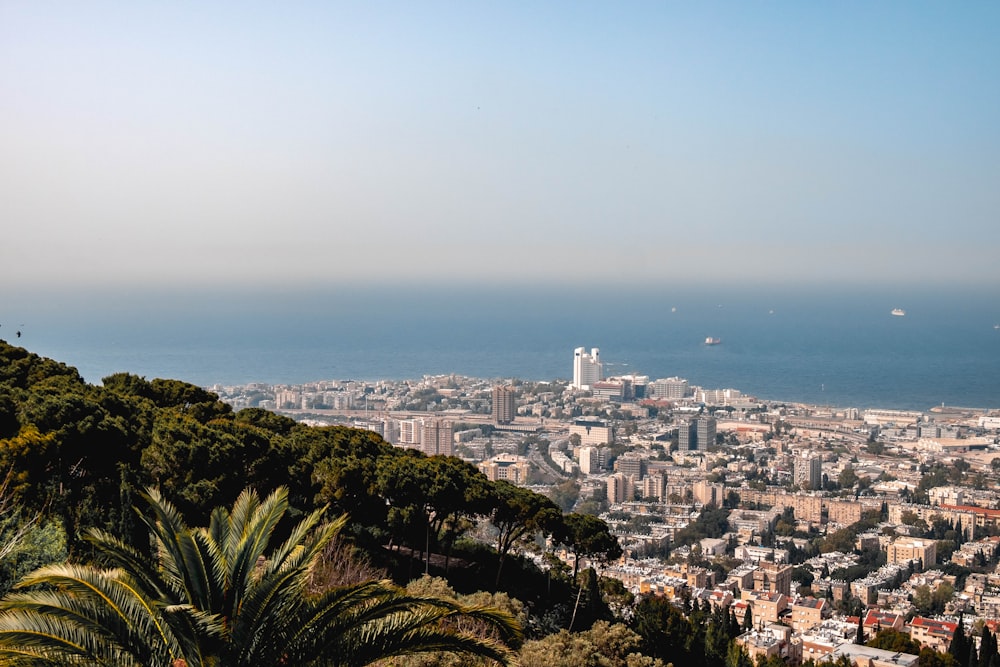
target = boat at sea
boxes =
[891,308,905,317]
[704,337,721,345]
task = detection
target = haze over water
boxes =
[7,285,999,412]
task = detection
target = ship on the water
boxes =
[891,308,906,317]
[704,337,721,345]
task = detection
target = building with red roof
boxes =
[907,616,958,653]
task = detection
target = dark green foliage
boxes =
[868,629,922,654]
[288,423,396,522]
[673,504,730,547]
[980,626,997,667]
[951,618,969,667]
[0,343,629,645]
[631,594,693,663]
[0,343,82,389]
[920,647,959,667]
[741,604,753,632]
[705,603,732,667]
[568,567,613,632]
[0,391,18,439]
[234,406,298,435]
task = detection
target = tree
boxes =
[376,452,493,574]
[631,594,693,664]
[0,486,520,666]
[0,469,68,596]
[560,513,623,581]
[839,466,859,490]
[726,642,753,667]
[919,647,958,667]
[519,620,664,667]
[488,481,563,588]
[867,629,921,654]
[705,604,731,667]
[979,626,997,667]
[951,618,969,667]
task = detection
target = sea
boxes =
[4,284,1000,412]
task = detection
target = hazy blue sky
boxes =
[3,2,999,290]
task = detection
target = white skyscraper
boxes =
[572,347,603,390]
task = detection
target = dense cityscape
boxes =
[206,345,1000,667]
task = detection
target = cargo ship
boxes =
[704,337,721,345]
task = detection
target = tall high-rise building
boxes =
[420,419,453,457]
[381,418,400,445]
[572,347,603,390]
[679,417,716,451]
[492,385,516,425]
[696,417,717,451]
[794,452,823,490]
[678,420,697,451]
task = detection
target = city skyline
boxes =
[2,3,999,291]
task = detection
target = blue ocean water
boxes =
[4,285,1000,411]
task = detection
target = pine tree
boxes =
[979,626,997,667]
[705,606,731,667]
[741,605,753,633]
[951,618,968,667]
[856,614,865,644]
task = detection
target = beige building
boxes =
[478,453,531,484]
[753,561,793,597]
[741,590,788,625]
[736,625,801,666]
[491,385,515,425]
[827,500,863,526]
[578,446,601,475]
[693,480,725,506]
[420,419,453,456]
[570,419,614,447]
[641,473,666,501]
[790,597,828,632]
[607,473,635,504]
[907,617,957,653]
[887,537,936,568]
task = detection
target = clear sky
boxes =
[2,2,999,290]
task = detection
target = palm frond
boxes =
[140,488,221,612]
[0,564,188,666]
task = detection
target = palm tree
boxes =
[0,486,519,666]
